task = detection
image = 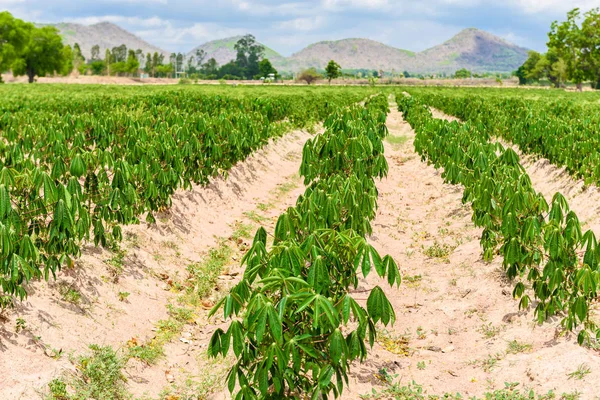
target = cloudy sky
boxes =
[2,0,599,54]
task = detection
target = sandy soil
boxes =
[2,100,600,400]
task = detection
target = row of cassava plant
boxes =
[398,94,600,345]
[404,87,600,186]
[0,86,369,306]
[208,93,401,399]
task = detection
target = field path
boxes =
[339,103,600,398]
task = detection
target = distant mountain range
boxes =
[50,22,529,74]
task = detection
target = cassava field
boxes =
[2,85,600,399]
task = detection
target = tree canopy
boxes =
[325,60,341,84]
[517,7,600,89]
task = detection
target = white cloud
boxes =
[510,0,600,14]
[275,16,326,31]
[322,0,390,10]
[64,15,168,28]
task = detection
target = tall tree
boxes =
[126,49,140,75]
[176,53,184,74]
[325,60,341,84]
[91,44,100,61]
[169,53,176,77]
[195,49,206,66]
[105,49,112,75]
[201,58,218,76]
[12,25,66,83]
[145,53,152,75]
[0,11,30,83]
[73,43,85,72]
[152,52,160,77]
[234,34,264,78]
[111,44,127,63]
[60,44,74,76]
[258,58,277,78]
[548,8,588,90]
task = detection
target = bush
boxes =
[297,67,321,84]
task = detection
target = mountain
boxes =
[49,21,528,74]
[414,28,529,73]
[283,38,416,72]
[285,29,528,74]
[186,36,285,67]
[49,22,168,60]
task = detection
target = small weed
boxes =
[404,274,422,288]
[15,317,26,333]
[417,361,426,370]
[423,241,454,260]
[448,327,458,335]
[376,329,411,356]
[506,340,533,354]
[275,179,299,196]
[47,378,68,400]
[449,278,457,286]
[478,322,503,339]
[257,202,272,212]
[162,240,179,250]
[58,285,82,305]
[385,134,409,149]
[105,245,126,282]
[187,242,232,299]
[477,353,503,373]
[128,341,164,365]
[48,345,128,400]
[117,292,130,302]
[416,326,426,340]
[243,211,269,224]
[230,221,253,242]
[567,363,591,380]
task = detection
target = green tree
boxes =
[325,59,341,84]
[454,68,472,79]
[258,58,277,79]
[91,44,100,61]
[60,45,74,76]
[125,49,140,75]
[548,8,588,90]
[0,11,30,83]
[12,25,66,83]
[201,57,219,76]
[73,43,85,71]
[195,48,206,67]
[144,53,152,75]
[111,44,127,63]
[234,34,264,78]
[297,67,321,85]
[105,49,112,76]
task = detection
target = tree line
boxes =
[516,7,600,89]
[0,12,279,82]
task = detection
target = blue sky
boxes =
[2,0,598,54]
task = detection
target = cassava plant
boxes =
[209,94,401,399]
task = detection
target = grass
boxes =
[361,380,580,400]
[58,284,82,305]
[377,329,411,356]
[186,241,233,300]
[506,340,533,354]
[385,134,409,149]
[243,210,270,223]
[423,241,455,261]
[478,322,503,339]
[47,345,128,400]
[567,363,591,380]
